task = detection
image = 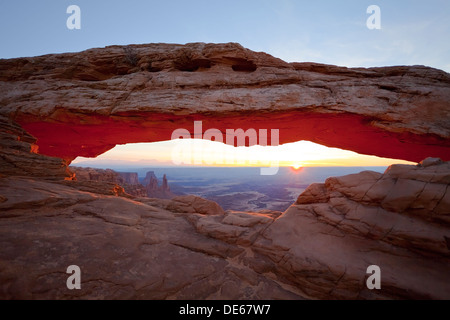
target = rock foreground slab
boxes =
[0,159,449,299]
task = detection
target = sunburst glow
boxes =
[292,164,302,170]
[72,139,416,167]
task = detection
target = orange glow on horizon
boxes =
[290,164,304,174]
[72,140,417,168]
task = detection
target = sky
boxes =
[73,140,415,168]
[1,0,448,167]
[1,0,449,70]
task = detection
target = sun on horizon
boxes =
[291,163,303,170]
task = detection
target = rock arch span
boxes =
[1,42,449,163]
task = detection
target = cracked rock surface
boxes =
[0,176,304,299]
[1,159,449,299]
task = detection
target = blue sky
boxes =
[1,0,449,71]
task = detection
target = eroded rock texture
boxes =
[0,160,449,299]
[70,166,147,197]
[264,159,450,299]
[0,115,72,180]
[1,43,450,162]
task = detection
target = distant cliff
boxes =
[70,166,174,199]
[70,167,147,197]
[118,172,139,185]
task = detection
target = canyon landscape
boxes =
[0,43,449,300]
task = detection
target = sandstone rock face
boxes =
[72,166,123,183]
[143,171,174,199]
[162,174,169,193]
[0,43,449,162]
[145,195,226,216]
[0,116,72,180]
[70,166,147,197]
[0,177,302,300]
[0,159,449,299]
[118,172,139,185]
[142,171,158,187]
[71,167,174,199]
[258,159,450,299]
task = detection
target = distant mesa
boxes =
[70,166,174,199]
[118,172,140,185]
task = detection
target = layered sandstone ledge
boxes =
[1,42,450,162]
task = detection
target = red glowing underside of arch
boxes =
[17,110,450,163]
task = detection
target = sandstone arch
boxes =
[1,42,449,163]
